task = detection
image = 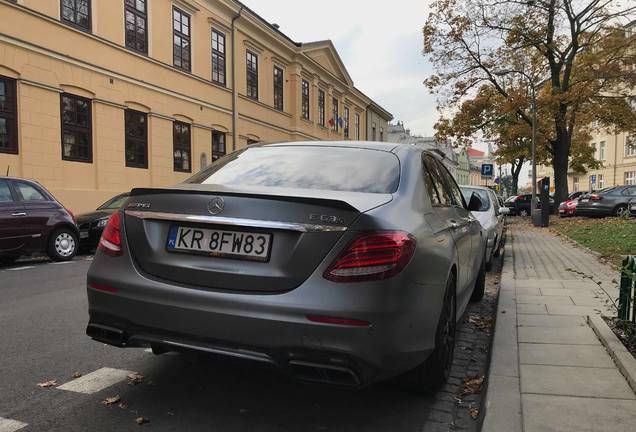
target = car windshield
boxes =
[460,187,491,211]
[186,146,401,194]
[98,195,129,210]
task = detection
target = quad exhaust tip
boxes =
[288,360,361,387]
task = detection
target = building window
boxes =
[626,136,636,157]
[61,93,92,163]
[173,7,191,72]
[273,66,284,111]
[573,176,579,192]
[372,124,377,141]
[212,131,226,161]
[211,29,226,85]
[0,76,18,155]
[61,0,91,31]
[599,141,605,161]
[332,98,339,131]
[625,171,636,185]
[598,174,604,188]
[246,51,259,100]
[343,107,350,139]
[380,127,384,141]
[301,80,310,120]
[173,121,191,172]
[355,113,360,140]
[125,0,147,54]
[318,90,325,126]
[124,109,147,168]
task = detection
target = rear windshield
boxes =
[461,188,491,211]
[186,146,400,194]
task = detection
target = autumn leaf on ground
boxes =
[101,395,121,406]
[128,372,144,385]
[136,416,150,425]
[470,407,480,419]
[119,403,129,410]
[461,375,485,396]
[468,315,494,334]
[71,372,82,379]
[37,380,58,388]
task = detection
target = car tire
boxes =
[614,205,628,217]
[47,228,78,262]
[0,256,20,266]
[470,253,486,302]
[399,272,457,393]
[493,235,503,258]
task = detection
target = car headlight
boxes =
[97,218,109,228]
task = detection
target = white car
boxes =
[461,186,508,270]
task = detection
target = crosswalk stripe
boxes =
[57,367,133,394]
[0,418,28,432]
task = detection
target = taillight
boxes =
[324,231,416,282]
[590,194,602,201]
[98,212,122,257]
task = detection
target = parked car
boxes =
[576,186,636,217]
[505,193,554,216]
[76,193,130,251]
[86,142,487,391]
[460,186,508,271]
[0,176,79,265]
[558,198,578,217]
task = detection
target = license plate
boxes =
[166,226,272,262]
[80,231,89,239]
[580,199,589,203]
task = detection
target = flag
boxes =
[338,117,344,128]
[328,118,335,127]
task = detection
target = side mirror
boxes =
[499,207,510,216]
[467,193,483,212]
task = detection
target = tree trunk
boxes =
[510,158,524,196]
[552,134,571,211]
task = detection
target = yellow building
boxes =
[0,0,390,212]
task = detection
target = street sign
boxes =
[481,164,494,177]
[591,174,597,184]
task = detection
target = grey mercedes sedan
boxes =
[86,142,486,391]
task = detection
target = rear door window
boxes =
[422,156,451,206]
[434,159,466,208]
[0,180,14,202]
[624,187,636,196]
[187,146,400,194]
[15,182,47,201]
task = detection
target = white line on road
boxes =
[57,367,133,394]
[6,266,35,271]
[0,418,27,432]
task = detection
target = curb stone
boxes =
[481,233,523,432]
[588,315,636,395]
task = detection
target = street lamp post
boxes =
[494,70,538,212]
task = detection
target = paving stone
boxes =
[515,287,541,296]
[540,288,598,297]
[560,279,604,290]
[522,394,636,432]
[517,326,600,345]
[545,304,605,316]
[516,295,573,305]
[515,280,563,289]
[519,343,616,368]
[481,375,522,432]
[517,314,586,328]
[520,364,635,399]
[569,295,607,307]
[517,304,547,315]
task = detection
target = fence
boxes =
[619,256,636,323]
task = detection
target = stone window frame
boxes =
[212,130,226,161]
[211,28,226,86]
[124,109,148,169]
[173,120,192,173]
[60,0,92,32]
[172,7,191,72]
[60,93,93,163]
[273,66,284,111]
[246,50,259,100]
[0,76,18,155]
[301,80,310,120]
[125,0,148,55]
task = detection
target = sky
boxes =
[246,0,437,137]
[246,0,529,185]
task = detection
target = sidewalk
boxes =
[483,224,636,432]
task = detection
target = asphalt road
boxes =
[0,256,500,432]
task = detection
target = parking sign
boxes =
[591,174,597,184]
[481,164,494,177]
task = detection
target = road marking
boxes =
[51,261,74,265]
[0,418,27,432]
[57,367,133,394]
[6,266,35,271]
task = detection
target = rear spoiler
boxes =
[130,187,361,212]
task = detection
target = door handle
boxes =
[11,212,27,217]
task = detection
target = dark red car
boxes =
[0,176,79,265]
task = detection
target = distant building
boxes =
[467,147,498,187]
[366,102,393,142]
[387,122,459,178]
[455,147,470,185]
